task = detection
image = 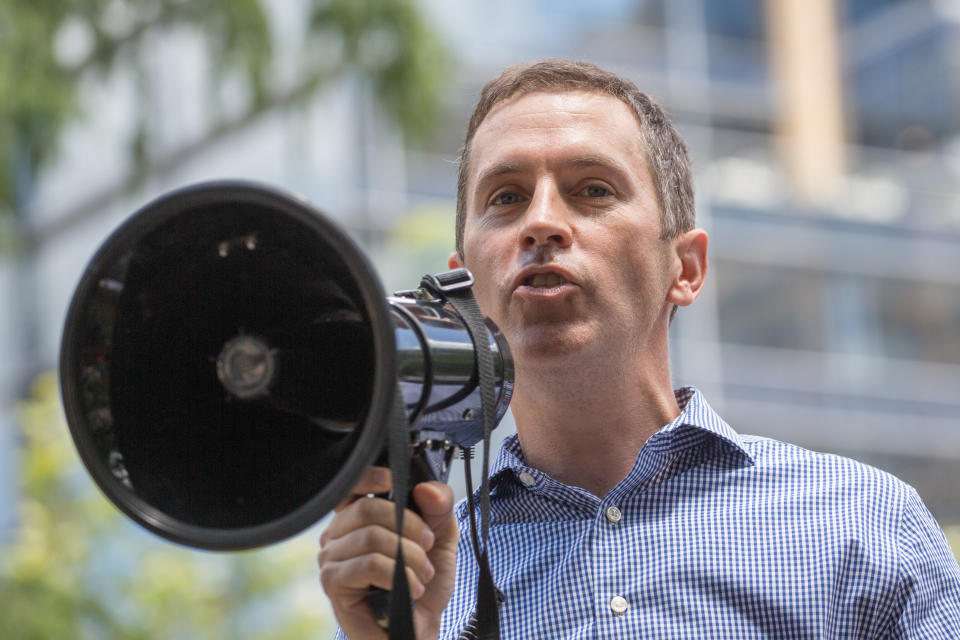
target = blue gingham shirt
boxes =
[435,387,960,639]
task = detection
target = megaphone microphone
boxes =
[59,181,512,578]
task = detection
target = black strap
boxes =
[384,269,500,639]
[387,385,416,639]
[442,288,500,640]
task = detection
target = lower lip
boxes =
[514,283,576,300]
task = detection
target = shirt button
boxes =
[605,506,622,524]
[518,471,535,487]
[610,596,628,615]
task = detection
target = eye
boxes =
[579,184,609,198]
[493,192,522,206]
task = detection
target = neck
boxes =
[508,337,680,498]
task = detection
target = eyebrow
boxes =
[565,154,631,179]
[474,154,632,194]
[473,162,525,194]
[561,155,637,196]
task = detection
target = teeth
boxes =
[527,273,567,287]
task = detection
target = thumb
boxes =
[413,481,456,539]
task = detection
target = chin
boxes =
[507,322,595,361]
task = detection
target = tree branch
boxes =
[26,67,337,250]
[65,0,212,79]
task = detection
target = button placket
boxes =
[595,500,629,626]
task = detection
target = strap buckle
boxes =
[419,268,475,299]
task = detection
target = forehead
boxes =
[468,90,647,178]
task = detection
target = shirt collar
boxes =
[652,386,753,460]
[487,386,753,493]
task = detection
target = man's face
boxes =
[452,90,677,362]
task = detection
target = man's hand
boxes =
[318,466,458,639]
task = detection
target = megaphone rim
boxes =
[59,179,397,550]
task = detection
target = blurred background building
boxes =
[1,0,958,635]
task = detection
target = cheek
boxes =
[604,234,669,299]
[462,242,501,315]
[470,280,497,321]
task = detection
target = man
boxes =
[318,60,960,638]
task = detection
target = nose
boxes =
[520,182,572,249]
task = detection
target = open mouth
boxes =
[524,273,568,288]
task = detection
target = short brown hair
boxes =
[455,59,695,258]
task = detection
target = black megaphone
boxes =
[58,180,513,551]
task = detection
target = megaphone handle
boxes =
[368,586,398,631]
[367,451,437,630]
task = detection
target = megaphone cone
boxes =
[60,181,512,550]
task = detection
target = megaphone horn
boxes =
[59,180,513,551]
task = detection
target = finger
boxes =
[333,466,393,512]
[318,525,436,586]
[320,555,427,599]
[323,496,435,550]
[413,481,457,541]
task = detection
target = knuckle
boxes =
[402,518,418,536]
[354,496,378,519]
[401,536,423,560]
[360,525,378,544]
[361,525,387,551]
[318,565,337,590]
[361,553,388,576]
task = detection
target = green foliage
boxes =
[198,0,274,107]
[0,0,273,219]
[311,0,451,144]
[0,373,335,639]
[0,0,450,238]
[0,0,77,214]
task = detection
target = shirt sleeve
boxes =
[889,487,960,639]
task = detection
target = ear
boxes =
[666,228,708,308]
[447,251,464,270]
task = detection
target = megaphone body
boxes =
[59,181,513,551]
